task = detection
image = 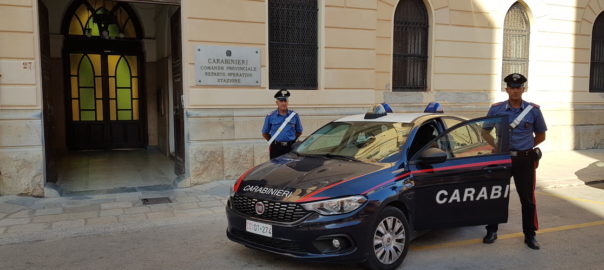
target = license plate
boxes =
[246,220,272,237]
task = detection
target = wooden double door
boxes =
[66,51,146,150]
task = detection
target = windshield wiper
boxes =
[323,153,360,162]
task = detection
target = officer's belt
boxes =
[510,150,531,157]
[272,141,293,147]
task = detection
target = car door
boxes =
[408,115,511,230]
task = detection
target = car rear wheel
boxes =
[363,206,410,270]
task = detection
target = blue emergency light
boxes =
[424,102,444,113]
[364,103,392,119]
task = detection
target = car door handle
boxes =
[482,165,507,172]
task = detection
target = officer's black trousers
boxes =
[486,155,539,237]
[269,142,293,159]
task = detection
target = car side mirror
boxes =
[418,147,447,164]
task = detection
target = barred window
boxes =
[269,0,318,89]
[392,0,429,92]
[590,13,604,92]
[502,2,530,89]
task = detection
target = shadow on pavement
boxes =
[575,160,604,188]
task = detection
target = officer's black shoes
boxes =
[483,232,497,244]
[525,236,540,250]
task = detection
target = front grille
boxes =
[232,229,307,253]
[232,195,309,223]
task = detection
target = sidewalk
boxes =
[0,149,602,245]
[0,180,233,245]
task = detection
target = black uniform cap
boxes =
[504,73,527,88]
[274,89,290,101]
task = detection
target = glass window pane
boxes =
[118,110,132,120]
[108,24,120,37]
[132,78,138,98]
[72,100,79,121]
[86,16,100,36]
[74,5,89,23]
[126,56,137,76]
[79,56,94,87]
[117,89,132,109]
[70,54,82,75]
[110,100,116,120]
[108,55,120,76]
[95,77,103,98]
[124,20,136,38]
[89,54,102,76]
[80,88,95,109]
[116,57,131,87]
[109,77,116,98]
[96,100,103,121]
[71,77,79,98]
[133,100,139,120]
[69,17,83,35]
[81,111,96,121]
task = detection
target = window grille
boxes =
[502,2,530,89]
[269,0,318,89]
[590,13,604,92]
[392,0,429,92]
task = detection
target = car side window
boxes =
[435,118,504,158]
[408,122,439,158]
[442,117,464,129]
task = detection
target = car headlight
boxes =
[301,196,367,215]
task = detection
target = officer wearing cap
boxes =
[262,89,303,159]
[482,73,547,250]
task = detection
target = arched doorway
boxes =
[39,0,183,195]
[62,0,146,150]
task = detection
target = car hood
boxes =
[236,153,386,203]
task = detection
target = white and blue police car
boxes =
[226,103,512,270]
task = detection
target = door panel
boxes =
[410,116,511,230]
[67,52,145,149]
[171,9,185,176]
[40,0,57,182]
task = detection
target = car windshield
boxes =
[295,121,412,163]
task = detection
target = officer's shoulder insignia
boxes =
[529,102,540,109]
[491,102,503,107]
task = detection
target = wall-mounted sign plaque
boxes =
[195,45,261,86]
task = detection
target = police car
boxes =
[226,103,512,270]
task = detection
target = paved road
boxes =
[1,183,603,270]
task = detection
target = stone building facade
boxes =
[1,0,603,196]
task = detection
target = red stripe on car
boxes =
[233,166,257,192]
[362,159,512,195]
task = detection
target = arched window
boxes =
[269,0,318,89]
[590,13,604,92]
[63,0,142,39]
[502,2,530,88]
[392,0,429,92]
[69,53,103,121]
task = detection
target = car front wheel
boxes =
[363,206,410,270]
